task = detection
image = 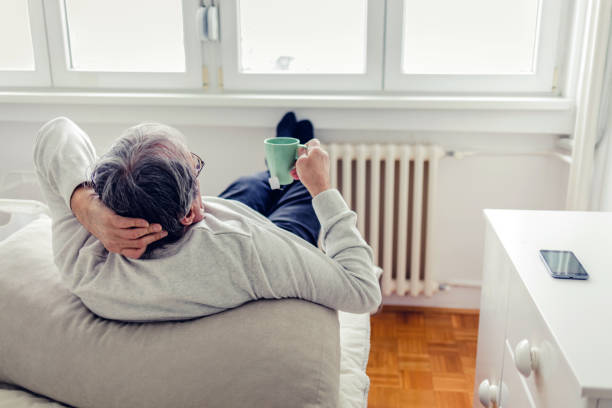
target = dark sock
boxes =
[276,111,297,138]
[294,120,314,144]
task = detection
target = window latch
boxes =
[197,1,219,42]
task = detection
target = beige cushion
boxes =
[0,216,340,408]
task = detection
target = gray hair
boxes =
[90,123,198,251]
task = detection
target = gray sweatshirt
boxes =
[33,117,381,321]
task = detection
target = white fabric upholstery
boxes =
[0,215,372,408]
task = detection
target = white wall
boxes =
[0,110,569,307]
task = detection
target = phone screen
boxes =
[539,250,589,280]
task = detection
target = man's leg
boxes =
[218,171,282,216]
[218,170,320,245]
[268,181,320,247]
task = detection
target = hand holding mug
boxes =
[264,137,307,187]
[291,139,331,197]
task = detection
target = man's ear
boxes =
[180,208,195,226]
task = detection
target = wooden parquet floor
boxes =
[366,308,479,408]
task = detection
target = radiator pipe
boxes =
[445,150,572,164]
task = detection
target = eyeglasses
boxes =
[191,152,205,177]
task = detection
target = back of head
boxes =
[90,123,197,251]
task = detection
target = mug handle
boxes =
[295,144,308,159]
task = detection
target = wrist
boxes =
[308,183,331,198]
[70,185,94,217]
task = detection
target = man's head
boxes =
[91,123,204,249]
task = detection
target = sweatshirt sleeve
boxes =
[33,117,100,287]
[33,117,95,212]
[247,188,382,314]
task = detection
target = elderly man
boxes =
[33,116,381,321]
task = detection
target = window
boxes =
[42,0,201,88]
[63,0,186,72]
[237,0,367,74]
[384,0,563,93]
[220,0,385,91]
[401,0,539,75]
[0,0,35,70]
[0,0,50,87]
[0,0,569,94]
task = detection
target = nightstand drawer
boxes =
[505,270,582,408]
[473,226,514,407]
[500,340,535,408]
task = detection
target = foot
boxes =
[294,120,314,145]
[276,111,297,138]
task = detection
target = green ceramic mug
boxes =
[264,137,308,187]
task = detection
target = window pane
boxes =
[238,0,367,74]
[402,0,540,74]
[0,0,35,71]
[64,0,185,72]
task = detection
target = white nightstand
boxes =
[473,210,612,408]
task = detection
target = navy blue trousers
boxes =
[218,171,320,247]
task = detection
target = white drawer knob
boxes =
[514,339,539,377]
[478,379,499,407]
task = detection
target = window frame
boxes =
[219,0,385,92]
[42,0,203,89]
[0,0,51,87]
[0,0,574,96]
[383,0,565,94]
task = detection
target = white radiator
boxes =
[326,143,445,297]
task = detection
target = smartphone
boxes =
[539,250,589,280]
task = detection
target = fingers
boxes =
[121,247,146,259]
[112,215,149,229]
[136,230,168,247]
[306,138,321,148]
[290,167,299,180]
[116,230,168,259]
[121,248,141,259]
[309,145,328,159]
[108,229,167,258]
[117,224,162,240]
[298,139,320,158]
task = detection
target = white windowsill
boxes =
[0,91,573,110]
[0,91,576,135]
